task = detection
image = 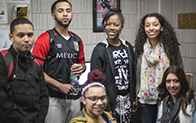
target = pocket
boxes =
[9,74,28,94]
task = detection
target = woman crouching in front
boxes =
[157,66,196,123]
[69,69,117,123]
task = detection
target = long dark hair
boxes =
[134,13,180,60]
[157,66,196,116]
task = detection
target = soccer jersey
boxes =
[32,28,85,98]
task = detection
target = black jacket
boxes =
[0,45,49,123]
[90,39,136,112]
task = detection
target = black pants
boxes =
[138,103,158,123]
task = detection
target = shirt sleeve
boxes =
[128,43,136,101]
[0,54,29,123]
[32,32,50,66]
[77,36,86,64]
[175,50,184,70]
[90,45,104,71]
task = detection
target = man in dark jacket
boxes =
[0,17,49,123]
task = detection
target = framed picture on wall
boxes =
[93,0,120,32]
[0,0,8,24]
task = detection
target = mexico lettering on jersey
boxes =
[56,52,77,59]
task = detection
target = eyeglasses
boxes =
[84,95,107,103]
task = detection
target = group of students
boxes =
[0,0,196,123]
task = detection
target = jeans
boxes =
[138,103,158,123]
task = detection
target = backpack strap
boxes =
[46,30,56,60]
[31,30,56,63]
[42,30,56,73]
[0,50,13,80]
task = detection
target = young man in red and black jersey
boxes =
[32,0,86,123]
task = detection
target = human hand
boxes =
[70,63,86,76]
[58,83,77,95]
[132,102,138,112]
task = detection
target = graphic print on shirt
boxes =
[110,44,132,123]
[73,41,79,51]
[112,48,129,92]
[56,43,62,49]
[114,93,132,123]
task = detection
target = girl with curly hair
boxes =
[157,66,196,123]
[69,69,117,123]
[134,13,184,123]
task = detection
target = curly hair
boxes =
[134,13,180,60]
[81,69,106,96]
[157,66,196,116]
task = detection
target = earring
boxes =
[120,31,123,37]
[104,29,106,34]
[104,29,108,38]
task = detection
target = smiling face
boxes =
[9,24,34,56]
[82,87,107,117]
[166,73,182,101]
[105,14,123,41]
[144,17,163,42]
[52,2,72,27]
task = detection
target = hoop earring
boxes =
[104,30,108,38]
[120,31,123,37]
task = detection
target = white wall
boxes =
[173,0,196,88]
[0,2,31,51]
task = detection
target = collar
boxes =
[100,38,128,48]
[10,45,31,59]
[53,28,74,37]
[82,108,116,122]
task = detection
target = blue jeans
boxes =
[138,103,158,123]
